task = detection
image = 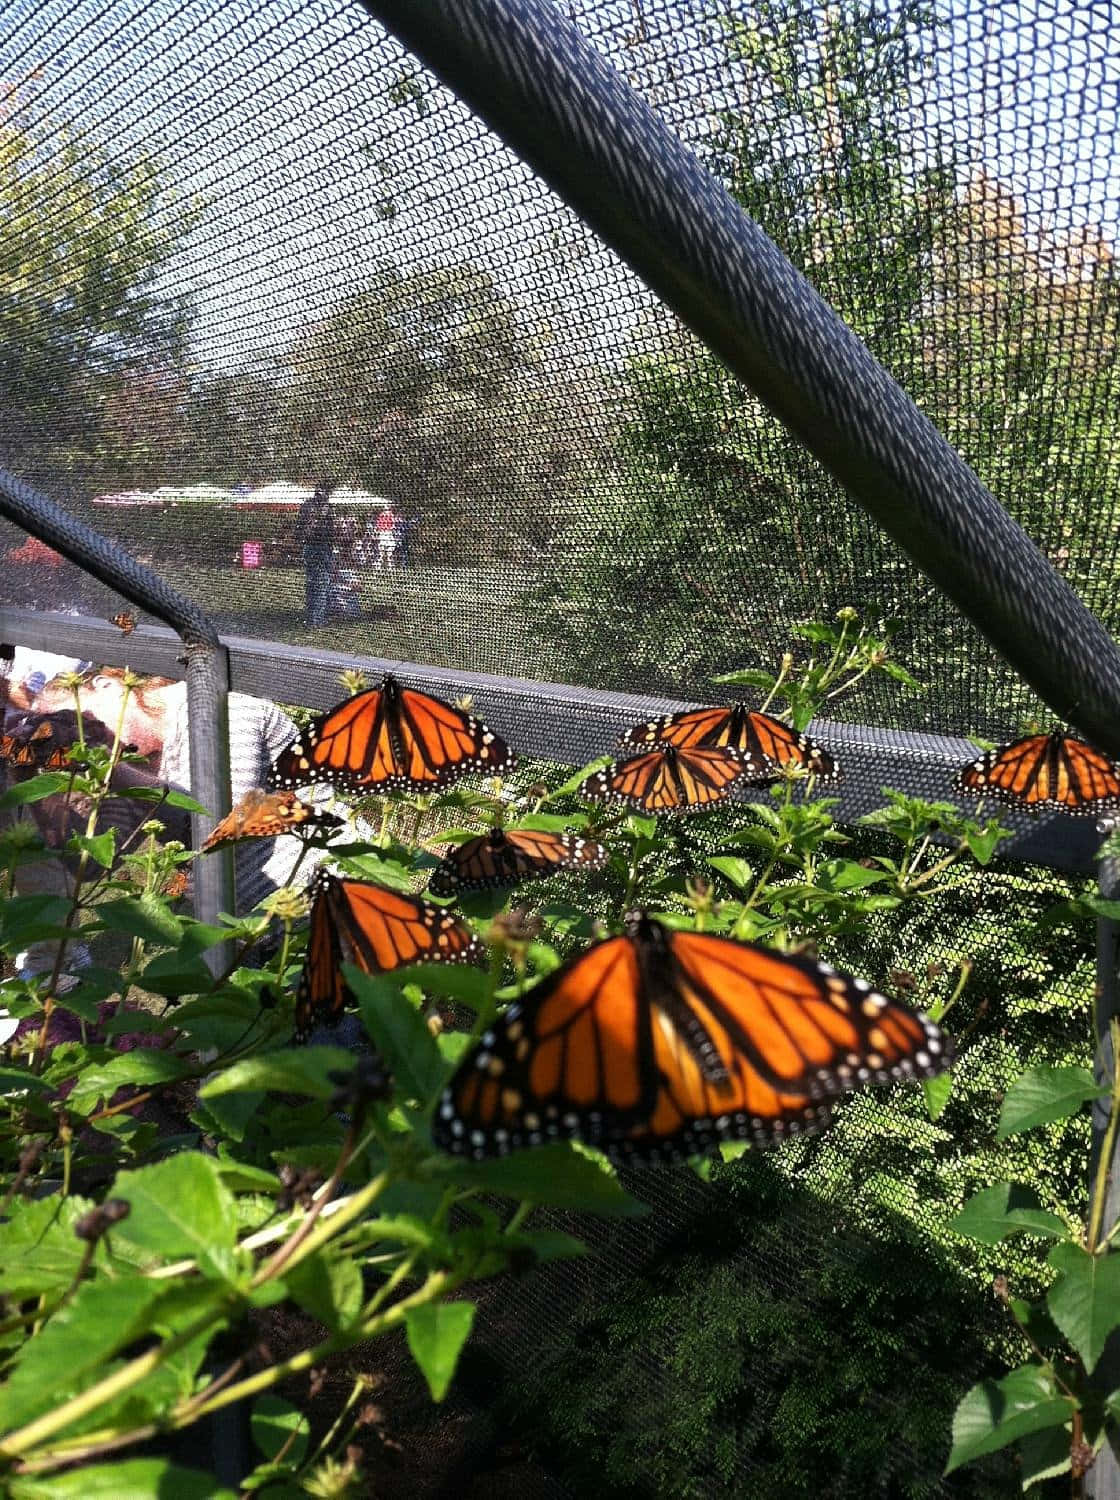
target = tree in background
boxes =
[0,85,195,476]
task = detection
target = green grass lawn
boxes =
[153,560,543,680]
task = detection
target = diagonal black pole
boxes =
[357,0,1120,761]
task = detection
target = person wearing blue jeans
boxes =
[295,482,336,627]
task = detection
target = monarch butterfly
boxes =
[201,788,342,851]
[580,742,763,815]
[433,911,951,1161]
[429,826,610,897]
[296,872,482,1038]
[110,610,137,636]
[620,703,837,779]
[955,731,1120,815]
[0,716,81,771]
[267,674,515,797]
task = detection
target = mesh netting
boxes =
[2,0,1115,1492]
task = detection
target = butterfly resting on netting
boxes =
[267,674,515,797]
[433,911,951,1162]
[955,730,1120,816]
[620,703,838,780]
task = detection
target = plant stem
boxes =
[1087,1016,1120,1253]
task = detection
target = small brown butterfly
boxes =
[110,610,138,637]
[201,788,342,851]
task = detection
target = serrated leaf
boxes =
[139,950,217,998]
[0,1196,98,1298]
[284,1254,363,1332]
[1047,1242,1120,1373]
[432,1141,649,1216]
[109,1152,237,1261]
[997,1066,1108,1139]
[9,1461,236,1499]
[405,1301,476,1401]
[511,812,588,832]
[710,668,775,689]
[0,1277,167,1430]
[200,1047,355,1101]
[815,859,890,891]
[922,1071,953,1121]
[73,830,117,869]
[945,1366,1074,1473]
[67,1051,192,1114]
[707,855,755,891]
[1018,1425,1072,1488]
[96,894,183,945]
[251,1393,309,1464]
[949,1184,1068,1244]
[350,969,444,1103]
[393,962,491,1009]
[0,773,73,808]
[551,756,610,798]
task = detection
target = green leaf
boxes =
[997,1066,1108,1139]
[945,1366,1074,1473]
[922,1071,953,1121]
[201,1047,356,1101]
[109,1152,237,1261]
[139,950,217,998]
[405,1301,476,1401]
[815,859,891,891]
[963,824,1008,866]
[710,668,775,689]
[1047,1242,1120,1373]
[96,894,183,945]
[1018,1425,1072,1489]
[394,962,491,1009]
[350,970,444,1103]
[434,1142,649,1216]
[511,812,589,833]
[251,1393,309,1464]
[0,1277,167,1430]
[949,1184,1068,1245]
[9,1461,236,1499]
[284,1254,363,1332]
[551,756,609,798]
[0,773,74,808]
[0,1196,98,1298]
[0,1066,54,1097]
[73,830,117,869]
[707,855,756,891]
[164,789,211,815]
[624,813,658,840]
[67,1051,193,1114]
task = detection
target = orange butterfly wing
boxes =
[580,745,755,813]
[434,916,949,1160]
[956,732,1120,815]
[619,706,729,750]
[296,874,482,1038]
[202,789,340,851]
[268,675,515,795]
[428,827,609,896]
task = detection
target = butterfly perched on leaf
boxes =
[267,674,515,797]
[295,872,482,1038]
[955,731,1120,816]
[580,742,762,814]
[0,712,110,772]
[109,610,137,637]
[620,703,837,780]
[201,788,343,851]
[428,826,609,897]
[433,911,951,1161]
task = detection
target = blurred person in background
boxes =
[294,481,336,627]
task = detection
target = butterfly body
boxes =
[268,675,515,796]
[428,826,609,897]
[580,741,761,814]
[433,912,950,1161]
[955,731,1120,815]
[296,873,481,1038]
[110,610,137,636]
[621,703,837,780]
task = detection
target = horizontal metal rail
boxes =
[0,608,1098,876]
